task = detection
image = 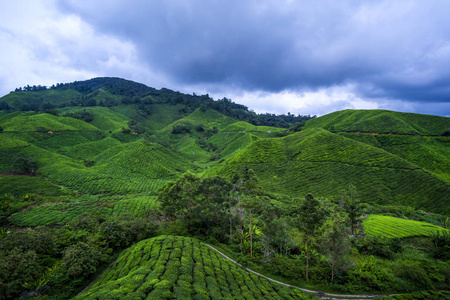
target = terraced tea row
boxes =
[74,235,313,300]
[362,215,448,238]
[209,129,450,214]
[9,196,159,226]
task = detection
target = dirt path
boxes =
[205,243,393,300]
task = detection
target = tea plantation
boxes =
[0,77,449,300]
[75,235,314,300]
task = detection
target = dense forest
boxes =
[0,78,449,300]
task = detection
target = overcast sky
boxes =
[1,0,450,116]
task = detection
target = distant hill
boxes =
[304,109,449,136]
[0,77,449,216]
[1,77,312,128]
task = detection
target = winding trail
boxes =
[205,243,393,300]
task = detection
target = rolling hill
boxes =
[208,127,450,214]
[0,77,449,300]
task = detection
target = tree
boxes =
[320,211,352,282]
[159,171,199,228]
[294,193,327,280]
[340,185,361,235]
[12,154,38,175]
[62,241,106,278]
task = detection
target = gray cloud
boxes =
[1,1,449,116]
[56,0,450,110]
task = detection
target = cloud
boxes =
[0,0,162,95]
[1,0,449,116]
[56,1,450,104]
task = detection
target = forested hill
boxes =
[1,77,313,128]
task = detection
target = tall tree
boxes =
[159,171,199,230]
[340,185,361,235]
[294,193,327,280]
[320,211,352,282]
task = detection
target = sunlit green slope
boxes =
[209,128,450,214]
[304,109,450,135]
[341,133,450,183]
[74,235,313,300]
[0,112,101,132]
[26,140,197,194]
[363,215,448,238]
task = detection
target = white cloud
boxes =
[209,85,379,116]
[0,0,160,95]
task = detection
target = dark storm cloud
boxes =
[57,1,450,105]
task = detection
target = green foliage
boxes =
[431,231,450,260]
[159,173,236,241]
[0,175,67,197]
[63,109,94,123]
[320,211,352,282]
[304,109,450,136]
[0,79,449,299]
[75,235,312,300]
[172,123,192,134]
[210,128,450,214]
[293,194,328,280]
[62,241,107,278]
[0,112,100,132]
[362,215,448,239]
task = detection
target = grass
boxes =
[9,202,112,226]
[158,107,236,135]
[342,133,450,183]
[8,194,160,226]
[10,139,196,195]
[74,235,313,300]
[112,196,159,218]
[111,103,186,132]
[362,215,449,238]
[0,175,69,197]
[0,133,30,148]
[304,109,450,136]
[208,129,450,214]
[64,136,122,161]
[0,113,100,132]
[222,121,285,133]
[61,106,130,133]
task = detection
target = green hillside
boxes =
[342,133,450,183]
[0,112,101,132]
[24,139,196,195]
[0,78,449,300]
[74,235,313,300]
[209,128,450,214]
[363,215,449,238]
[304,109,450,136]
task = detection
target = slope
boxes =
[362,215,449,238]
[74,235,313,300]
[17,139,197,195]
[342,133,450,183]
[209,128,450,214]
[0,112,101,132]
[304,109,450,136]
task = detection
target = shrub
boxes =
[172,124,192,134]
[62,241,106,278]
